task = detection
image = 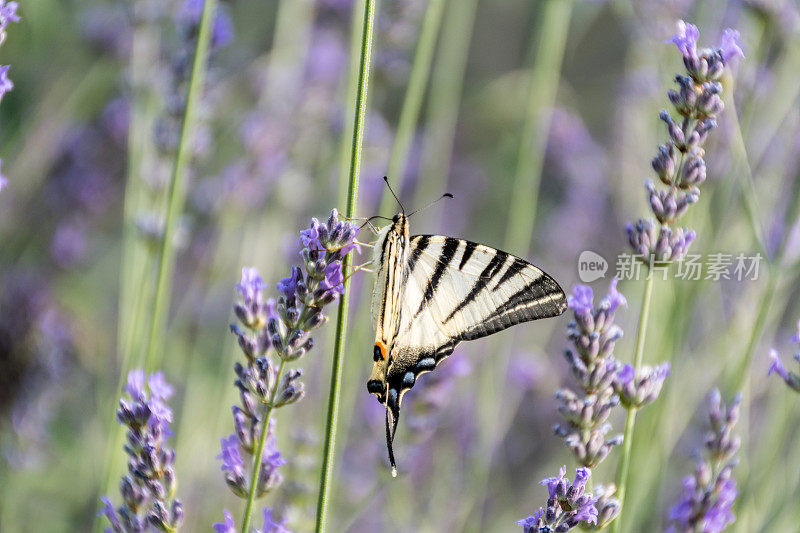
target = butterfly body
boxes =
[368,213,567,473]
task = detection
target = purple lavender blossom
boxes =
[213,510,236,533]
[218,214,360,524]
[666,389,740,532]
[667,20,700,59]
[613,362,671,408]
[0,1,18,107]
[0,0,18,46]
[557,279,625,472]
[177,0,235,49]
[718,29,745,63]
[517,466,599,532]
[0,64,12,100]
[101,370,183,532]
[0,158,6,191]
[628,20,740,265]
[767,320,800,391]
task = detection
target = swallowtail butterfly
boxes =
[367,183,567,475]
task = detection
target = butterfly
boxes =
[366,181,567,476]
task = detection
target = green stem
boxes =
[504,0,573,252]
[380,0,446,214]
[314,0,376,530]
[240,360,287,533]
[612,273,655,533]
[143,0,217,372]
[412,0,478,213]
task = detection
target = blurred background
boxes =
[1,0,799,531]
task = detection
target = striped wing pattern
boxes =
[385,234,567,397]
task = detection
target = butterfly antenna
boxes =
[383,176,405,216]
[385,405,398,478]
[360,214,393,227]
[407,192,454,218]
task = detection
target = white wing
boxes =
[386,234,567,393]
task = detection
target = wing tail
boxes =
[385,402,399,477]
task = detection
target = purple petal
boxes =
[262,508,290,533]
[216,434,244,473]
[213,510,236,533]
[147,372,174,400]
[124,369,146,400]
[567,285,594,314]
[790,319,800,344]
[603,277,627,313]
[668,20,700,59]
[768,349,790,381]
[719,28,744,63]
[617,364,635,385]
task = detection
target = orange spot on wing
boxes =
[375,340,387,360]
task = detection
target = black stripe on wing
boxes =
[444,248,507,323]
[492,257,529,292]
[458,240,477,270]
[461,274,566,341]
[406,235,430,279]
[415,238,460,317]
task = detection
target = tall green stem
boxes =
[143,0,217,371]
[379,0,446,214]
[412,0,477,213]
[504,0,573,252]
[612,273,654,533]
[240,360,287,533]
[314,1,376,530]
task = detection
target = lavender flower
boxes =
[613,362,671,408]
[626,20,742,264]
[517,466,599,532]
[177,0,235,50]
[666,389,740,532]
[767,320,800,391]
[100,371,183,532]
[0,1,18,46]
[218,212,360,525]
[0,1,18,192]
[0,64,12,101]
[556,279,625,470]
[213,507,290,533]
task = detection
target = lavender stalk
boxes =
[666,389,741,532]
[315,0,376,530]
[550,279,628,529]
[99,371,183,532]
[612,22,743,530]
[0,1,20,193]
[220,211,361,533]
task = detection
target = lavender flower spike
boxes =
[517,466,598,532]
[627,20,741,265]
[100,370,183,532]
[219,212,360,530]
[666,389,740,532]
[557,279,625,471]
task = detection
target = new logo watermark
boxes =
[577,250,608,282]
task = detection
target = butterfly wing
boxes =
[382,235,567,454]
